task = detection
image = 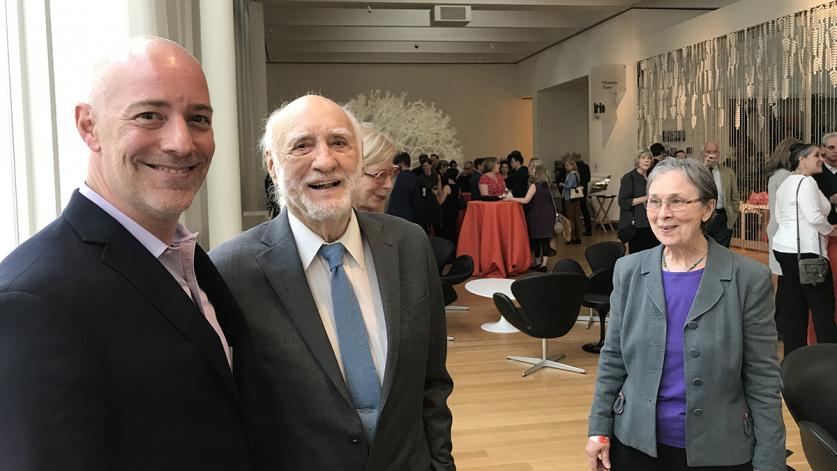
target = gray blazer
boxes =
[588,238,785,471]
[210,210,454,471]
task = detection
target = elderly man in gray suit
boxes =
[211,95,455,471]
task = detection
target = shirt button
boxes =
[692,377,703,386]
[687,321,698,329]
[690,349,700,358]
[350,438,363,445]
[693,408,704,416]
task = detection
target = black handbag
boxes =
[795,177,829,285]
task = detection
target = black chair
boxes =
[441,255,474,310]
[551,258,585,275]
[429,237,454,273]
[492,273,589,376]
[585,241,625,273]
[580,266,614,354]
[781,344,837,470]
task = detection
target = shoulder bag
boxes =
[549,184,564,235]
[795,177,829,285]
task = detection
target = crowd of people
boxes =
[1,33,834,471]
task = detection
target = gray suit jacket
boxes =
[210,210,455,471]
[588,238,785,471]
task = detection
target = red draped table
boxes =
[456,201,531,278]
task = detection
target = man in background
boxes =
[211,95,454,471]
[0,37,250,470]
[456,160,473,192]
[574,153,593,236]
[505,150,530,198]
[702,141,740,247]
[469,157,485,198]
[386,151,420,223]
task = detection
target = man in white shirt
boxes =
[702,141,740,247]
[210,95,455,471]
[0,37,250,469]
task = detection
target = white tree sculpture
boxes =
[345,90,464,164]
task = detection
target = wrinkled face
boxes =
[637,154,652,171]
[83,45,214,226]
[797,147,824,176]
[646,170,714,249]
[823,136,837,167]
[267,97,361,225]
[703,143,720,168]
[354,163,395,212]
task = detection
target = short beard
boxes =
[278,166,359,222]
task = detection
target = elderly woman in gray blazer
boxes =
[586,158,785,471]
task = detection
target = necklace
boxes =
[662,251,706,272]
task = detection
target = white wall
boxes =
[519,0,834,221]
[536,77,590,177]
[265,61,532,171]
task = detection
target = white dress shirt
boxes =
[712,166,725,210]
[288,210,388,383]
[773,174,833,257]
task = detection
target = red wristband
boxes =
[589,435,610,444]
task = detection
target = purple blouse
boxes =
[657,269,703,448]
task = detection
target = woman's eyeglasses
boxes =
[644,198,701,211]
[363,166,397,182]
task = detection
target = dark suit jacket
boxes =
[618,169,650,229]
[210,210,455,471]
[386,171,420,223]
[577,161,591,194]
[589,239,785,470]
[813,167,837,223]
[0,191,251,471]
[506,166,530,198]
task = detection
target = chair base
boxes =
[445,305,469,311]
[507,353,586,376]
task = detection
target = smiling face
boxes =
[266,96,361,228]
[79,40,214,233]
[797,146,824,176]
[646,170,715,249]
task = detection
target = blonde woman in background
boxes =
[353,124,397,212]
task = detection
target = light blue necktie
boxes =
[319,243,381,441]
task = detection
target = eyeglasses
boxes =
[363,166,397,181]
[644,198,702,211]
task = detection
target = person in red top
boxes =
[478,157,507,197]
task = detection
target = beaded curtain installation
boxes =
[638,1,837,250]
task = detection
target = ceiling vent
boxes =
[432,5,471,25]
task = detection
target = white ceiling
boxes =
[262,0,739,64]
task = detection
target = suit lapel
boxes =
[63,192,240,400]
[255,211,352,405]
[686,238,730,322]
[357,213,401,407]
[641,245,667,321]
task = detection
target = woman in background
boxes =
[417,157,442,235]
[352,124,397,212]
[479,157,507,197]
[618,149,659,253]
[437,168,462,245]
[562,160,583,245]
[765,136,800,338]
[772,143,837,355]
[505,166,555,271]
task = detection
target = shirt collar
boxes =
[288,209,365,271]
[79,183,197,257]
[825,162,837,174]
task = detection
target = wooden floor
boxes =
[445,231,810,470]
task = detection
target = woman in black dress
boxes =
[437,168,462,245]
[417,159,442,235]
[617,148,660,253]
[505,166,555,271]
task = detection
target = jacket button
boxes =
[687,321,698,329]
[693,408,703,416]
[692,377,703,386]
[350,438,363,445]
[689,349,700,358]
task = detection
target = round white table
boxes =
[464,278,520,333]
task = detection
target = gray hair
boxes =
[635,148,652,168]
[647,158,718,231]
[360,124,396,167]
[822,132,837,146]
